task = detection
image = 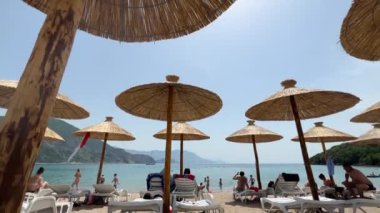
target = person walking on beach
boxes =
[71,169,81,191]
[233,171,249,192]
[219,178,223,191]
[206,176,210,192]
[27,167,48,192]
[112,173,119,188]
[249,174,255,187]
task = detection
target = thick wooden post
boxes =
[0,1,85,212]
[97,133,109,183]
[321,139,327,161]
[180,134,184,175]
[163,85,174,213]
[251,135,262,189]
[289,96,319,200]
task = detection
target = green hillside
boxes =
[310,143,380,166]
[0,116,155,164]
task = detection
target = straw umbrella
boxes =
[153,121,210,175]
[245,79,360,200]
[43,127,65,142]
[74,116,135,183]
[0,80,89,119]
[291,122,357,160]
[352,124,380,145]
[351,102,380,123]
[291,121,357,185]
[340,0,380,61]
[226,120,283,189]
[0,2,234,211]
[115,75,222,213]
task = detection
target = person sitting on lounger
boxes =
[233,171,249,192]
[319,173,334,188]
[27,167,48,192]
[342,162,375,197]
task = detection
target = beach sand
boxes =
[72,191,378,212]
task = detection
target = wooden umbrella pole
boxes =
[0,1,85,212]
[251,135,262,189]
[321,139,327,161]
[97,133,109,184]
[289,96,319,200]
[163,85,174,213]
[180,134,184,175]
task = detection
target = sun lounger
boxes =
[108,197,163,213]
[274,173,306,197]
[22,195,73,213]
[93,184,118,203]
[295,196,347,213]
[172,193,224,213]
[261,197,300,212]
[350,197,380,213]
[172,178,198,201]
[233,189,264,203]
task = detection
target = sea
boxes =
[33,163,380,193]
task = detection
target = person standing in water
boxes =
[71,169,81,191]
[219,178,223,191]
[112,173,119,188]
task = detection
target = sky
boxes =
[1,0,380,164]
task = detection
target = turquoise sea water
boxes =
[34,163,380,193]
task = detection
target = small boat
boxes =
[366,174,380,178]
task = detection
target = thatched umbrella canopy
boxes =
[291,122,357,159]
[154,121,209,175]
[340,0,380,61]
[44,127,65,142]
[24,0,236,42]
[352,124,380,145]
[115,75,222,212]
[245,79,359,201]
[291,121,356,186]
[351,102,380,123]
[0,1,234,211]
[226,120,282,189]
[0,80,89,119]
[74,116,135,183]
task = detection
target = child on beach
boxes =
[206,176,210,192]
[219,178,223,191]
[71,169,81,191]
[112,173,119,188]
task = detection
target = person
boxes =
[233,171,249,192]
[249,175,255,187]
[112,173,119,188]
[342,162,375,197]
[206,176,210,192]
[27,167,48,192]
[99,174,105,184]
[219,178,223,191]
[71,169,81,191]
[318,173,334,188]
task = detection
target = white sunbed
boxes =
[22,195,73,213]
[233,189,264,203]
[172,193,224,213]
[261,197,300,212]
[108,197,163,213]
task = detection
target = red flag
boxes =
[67,132,91,162]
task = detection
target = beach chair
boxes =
[274,173,305,197]
[22,195,73,213]
[25,188,54,202]
[172,178,198,201]
[93,184,118,203]
[146,173,164,191]
[295,196,346,213]
[261,197,300,212]
[172,193,224,213]
[233,189,264,203]
[49,185,71,199]
[108,197,163,213]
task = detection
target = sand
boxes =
[72,191,378,213]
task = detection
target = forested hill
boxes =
[310,143,380,166]
[0,116,155,164]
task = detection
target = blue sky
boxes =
[1,0,380,163]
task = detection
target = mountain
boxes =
[0,116,155,164]
[310,143,380,166]
[126,149,221,164]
